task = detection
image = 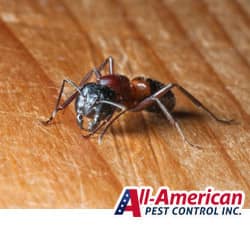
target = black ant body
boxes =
[42,57,233,147]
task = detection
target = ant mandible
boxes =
[42,56,233,147]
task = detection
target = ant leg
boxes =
[79,69,95,87]
[93,67,101,80]
[151,97,201,148]
[41,70,94,125]
[97,100,127,143]
[81,67,101,84]
[130,84,174,112]
[80,99,126,141]
[81,113,114,138]
[98,56,114,74]
[42,79,82,125]
[98,100,126,110]
[172,83,234,124]
[98,108,128,144]
[131,83,233,123]
[42,57,115,125]
[79,56,114,86]
[129,83,201,147]
[108,56,114,74]
[43,66,100,125]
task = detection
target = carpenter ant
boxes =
[42,56,233,147]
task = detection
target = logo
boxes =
[114,187,245,217]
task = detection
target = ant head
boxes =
[75,83,116,131]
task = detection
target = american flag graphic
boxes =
[114,188,142,217]
[114,189,131,215]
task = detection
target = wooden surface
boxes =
[0,0,249,208]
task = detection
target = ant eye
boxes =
[76,113,84,129]
[77,114,83,120]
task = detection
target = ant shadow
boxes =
[112,110,205,136]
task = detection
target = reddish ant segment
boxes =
[42,56,233,148]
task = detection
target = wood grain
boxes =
[0,0,249,208]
